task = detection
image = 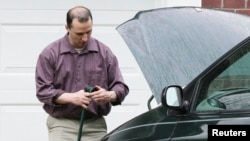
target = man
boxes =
[35,6,129,141]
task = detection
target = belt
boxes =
[83,110,98,120]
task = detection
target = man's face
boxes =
[66,18,93,49]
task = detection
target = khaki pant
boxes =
[47,115,107,141]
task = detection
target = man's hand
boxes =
[55,90,92,109]
[89,85,117,103]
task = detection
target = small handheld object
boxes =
[84,86,98,93]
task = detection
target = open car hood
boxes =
[117,7,250,103]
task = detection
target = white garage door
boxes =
[0,0,201,141]
[0,1,155,141]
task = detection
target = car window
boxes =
[195,40,250,111]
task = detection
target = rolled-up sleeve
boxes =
[107,53,129,105]
[35,51,64,105]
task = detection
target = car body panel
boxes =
[102,106,178,140]
[171,114,250,140]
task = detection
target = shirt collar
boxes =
[60,33,99,54]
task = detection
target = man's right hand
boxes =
[55,90,92,109]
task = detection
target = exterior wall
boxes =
[202,0,250,16]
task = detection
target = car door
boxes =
[170,36,250,140]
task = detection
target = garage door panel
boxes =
[93,11,138,25]
[0,0,155,11]
[0,106,48,141]
[0,90,37,104]
[0,74,34,88]
[0,10,65,24]
[124,74,150,89]
[0,25,64,72]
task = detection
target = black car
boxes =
[102,7,250,140]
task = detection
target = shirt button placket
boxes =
[76,63,81,84]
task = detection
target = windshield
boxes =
[196,39,250,111]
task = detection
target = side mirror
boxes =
[161,85,183,108]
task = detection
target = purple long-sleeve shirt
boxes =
[35,34,129,119]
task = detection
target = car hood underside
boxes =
[116,7,250,103]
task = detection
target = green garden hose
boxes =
[77,109,85,141]
[77,87,97,141]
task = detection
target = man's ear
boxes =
[65,24,69,31]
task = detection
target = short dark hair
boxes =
[66,6,93,28]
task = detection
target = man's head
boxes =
[65,6,93,49]
[66,6,93,28]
